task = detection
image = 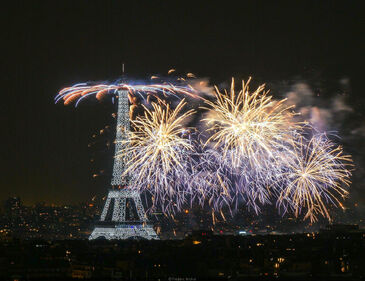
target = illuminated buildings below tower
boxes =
[5,197,22,216]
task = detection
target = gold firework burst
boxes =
[278,134,352,222]
[203,78,298,167]
[119,99,195,188]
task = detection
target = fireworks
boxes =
[55,82,200,106]
[190,147,234,213]
[203,78,298,168]
[57,75,353,222]
[199,78,298,213]
[119,100,196,214]
[277,134,352,222]
[198,79,352,221]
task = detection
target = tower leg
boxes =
[134,194,147,222]
[112,198,120,221]
[89,190,159,240]
[100,197,111,221]
[119,198,126,222]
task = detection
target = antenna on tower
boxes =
[122,63,125,75]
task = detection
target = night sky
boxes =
[1,1,364,207]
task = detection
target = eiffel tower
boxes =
[89,89,159,240]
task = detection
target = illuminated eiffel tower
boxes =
[89,88,159,240]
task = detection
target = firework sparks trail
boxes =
[201,78,352,221]
[55,82,201,106]
[193,145,285,215]
[199,78,301,213]
[234,152,280,213]
[56,75,353,222]
[118,100,197,214]
[202,78,299,168]
[55,77,200,215]
[189,147,234,213]
[277,133,352,222]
